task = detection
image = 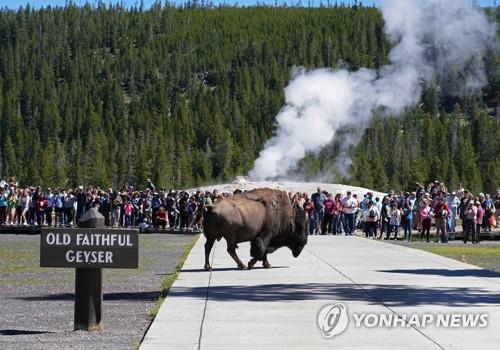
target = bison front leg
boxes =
[247,257,258,270]
[262,254,272,269]
[227,244,247,270]
[204,237,215,271]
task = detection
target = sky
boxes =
[1,0,498,10]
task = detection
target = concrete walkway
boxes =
[140,236,500,350]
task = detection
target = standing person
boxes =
[446,192,460,233]
[0,187,8,225]
[475,200,484,244]
[64,190,76,226]
[333,193,343,235]
[322,193,336,235]
[463,201,477,244]
[402,202,413,242]
[76,186,87,220]
[311,187,326,234]
[36,195,46,226]
[19,189,30,226]
[100,193,111,226]
[187,196,198,229]
[123,201,134,227]
[388,203,401,240]
[54,189,65,227]
[433,196,450,243]
[379,197,391,239]
[363,200,379,239]
[482,194,495,232]
[7,190,18,225]
[44,188,54,227]
[112,194,122,227]
[420,201,432,243]
[303,197,315,235]
[494,190,500,227]
[178,193,189,230]
[341,191,358,236]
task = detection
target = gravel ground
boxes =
[0,233,199,350]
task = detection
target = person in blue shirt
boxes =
[402,202,413,242]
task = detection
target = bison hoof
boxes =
[247,261,255,270]
[263,262,272,269]
[238,264,247,270]
[204,265,212,271]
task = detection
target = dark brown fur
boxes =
[203,188,307,270]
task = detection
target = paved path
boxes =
[140,236,500,350]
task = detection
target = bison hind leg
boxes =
[250,236,266,260]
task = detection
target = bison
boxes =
[202,188,308,271]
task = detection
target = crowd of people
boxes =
[0,177,227,232]
[0,176,498,243]
[296,181,499,244]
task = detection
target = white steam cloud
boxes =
[249,0,496,181]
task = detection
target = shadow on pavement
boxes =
[166,282,500,307]
[181,266,290,273]
[15,291,160,302]
[378,268,500,278]
[0,329,53,335]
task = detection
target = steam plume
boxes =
[249,0,496,181]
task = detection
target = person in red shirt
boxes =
[303,197,315,235]
[155,207,168,229]
[322,193,337,235]
[433,196,450,243]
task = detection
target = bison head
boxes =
[290,206,308,257]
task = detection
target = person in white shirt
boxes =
[342,191,358,235]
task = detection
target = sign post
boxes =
[40,208,139,331]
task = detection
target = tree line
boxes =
[0,3,498,193]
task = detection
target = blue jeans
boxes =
[344,213,355,235]
[314,210,325,233]
[308,216,316,235]
[404,220,413,241]
[333,214,343,234]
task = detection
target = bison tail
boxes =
[250,236,266,260]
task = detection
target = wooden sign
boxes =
[40,228,139,268]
